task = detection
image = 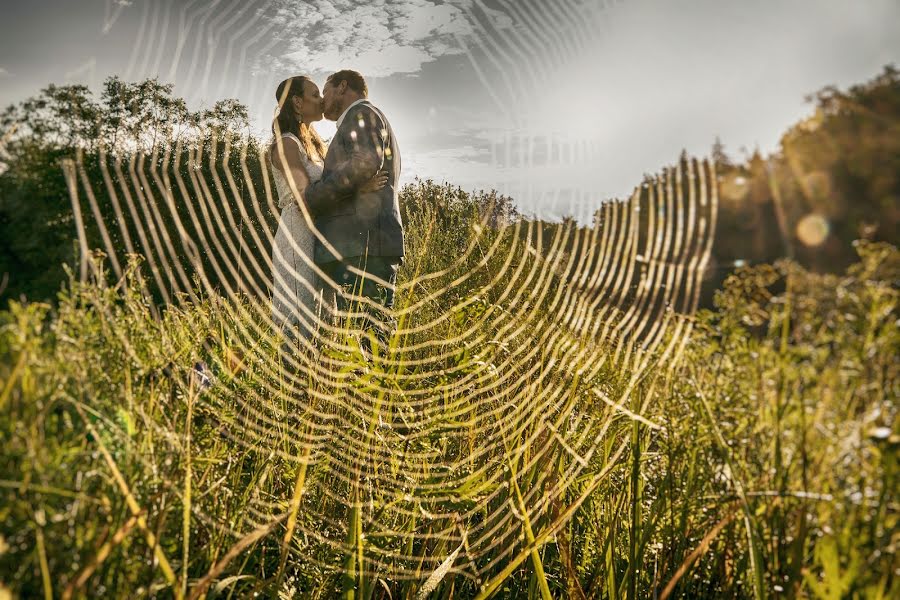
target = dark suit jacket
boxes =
[304,100,404,264]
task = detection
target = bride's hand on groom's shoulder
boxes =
[360,169,389,193]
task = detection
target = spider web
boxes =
[60,0,718,594]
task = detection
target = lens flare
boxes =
[796,213,830,247]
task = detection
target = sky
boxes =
[1,0,898,220]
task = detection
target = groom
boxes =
[299,69,403,344]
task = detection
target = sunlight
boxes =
[526,60,607,139]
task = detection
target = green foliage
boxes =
[4,67,899,310]
[0,193,896,598]
[657,240,898,598]
[706,65,900,300]
[0,77,263,304]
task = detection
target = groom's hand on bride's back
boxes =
[359,169,389,193]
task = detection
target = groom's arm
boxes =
[303,106,386,216]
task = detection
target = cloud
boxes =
[268,0,473,77]
[400,145,503,189]
[0,68,12,78]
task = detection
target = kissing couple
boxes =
[268,70,403,353]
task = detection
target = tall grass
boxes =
[0,180,897,598]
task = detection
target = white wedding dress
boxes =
[270,133,325,339]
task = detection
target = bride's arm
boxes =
[269,138,311,201]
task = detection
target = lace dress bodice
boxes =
[270,133,324,208]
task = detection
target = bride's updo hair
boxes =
[272,76,326,161]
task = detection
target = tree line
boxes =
[1,67,897,306]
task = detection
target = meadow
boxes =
[1,177,896,598]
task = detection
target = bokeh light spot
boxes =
[796,213,830,247]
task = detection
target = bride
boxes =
[268,76,385,342]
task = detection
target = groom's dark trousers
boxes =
[319,254,400,347]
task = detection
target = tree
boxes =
[0,77,273,304]
[711,136,731,168]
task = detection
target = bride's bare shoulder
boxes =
[268,135,304,171]
[269,133,302,151]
